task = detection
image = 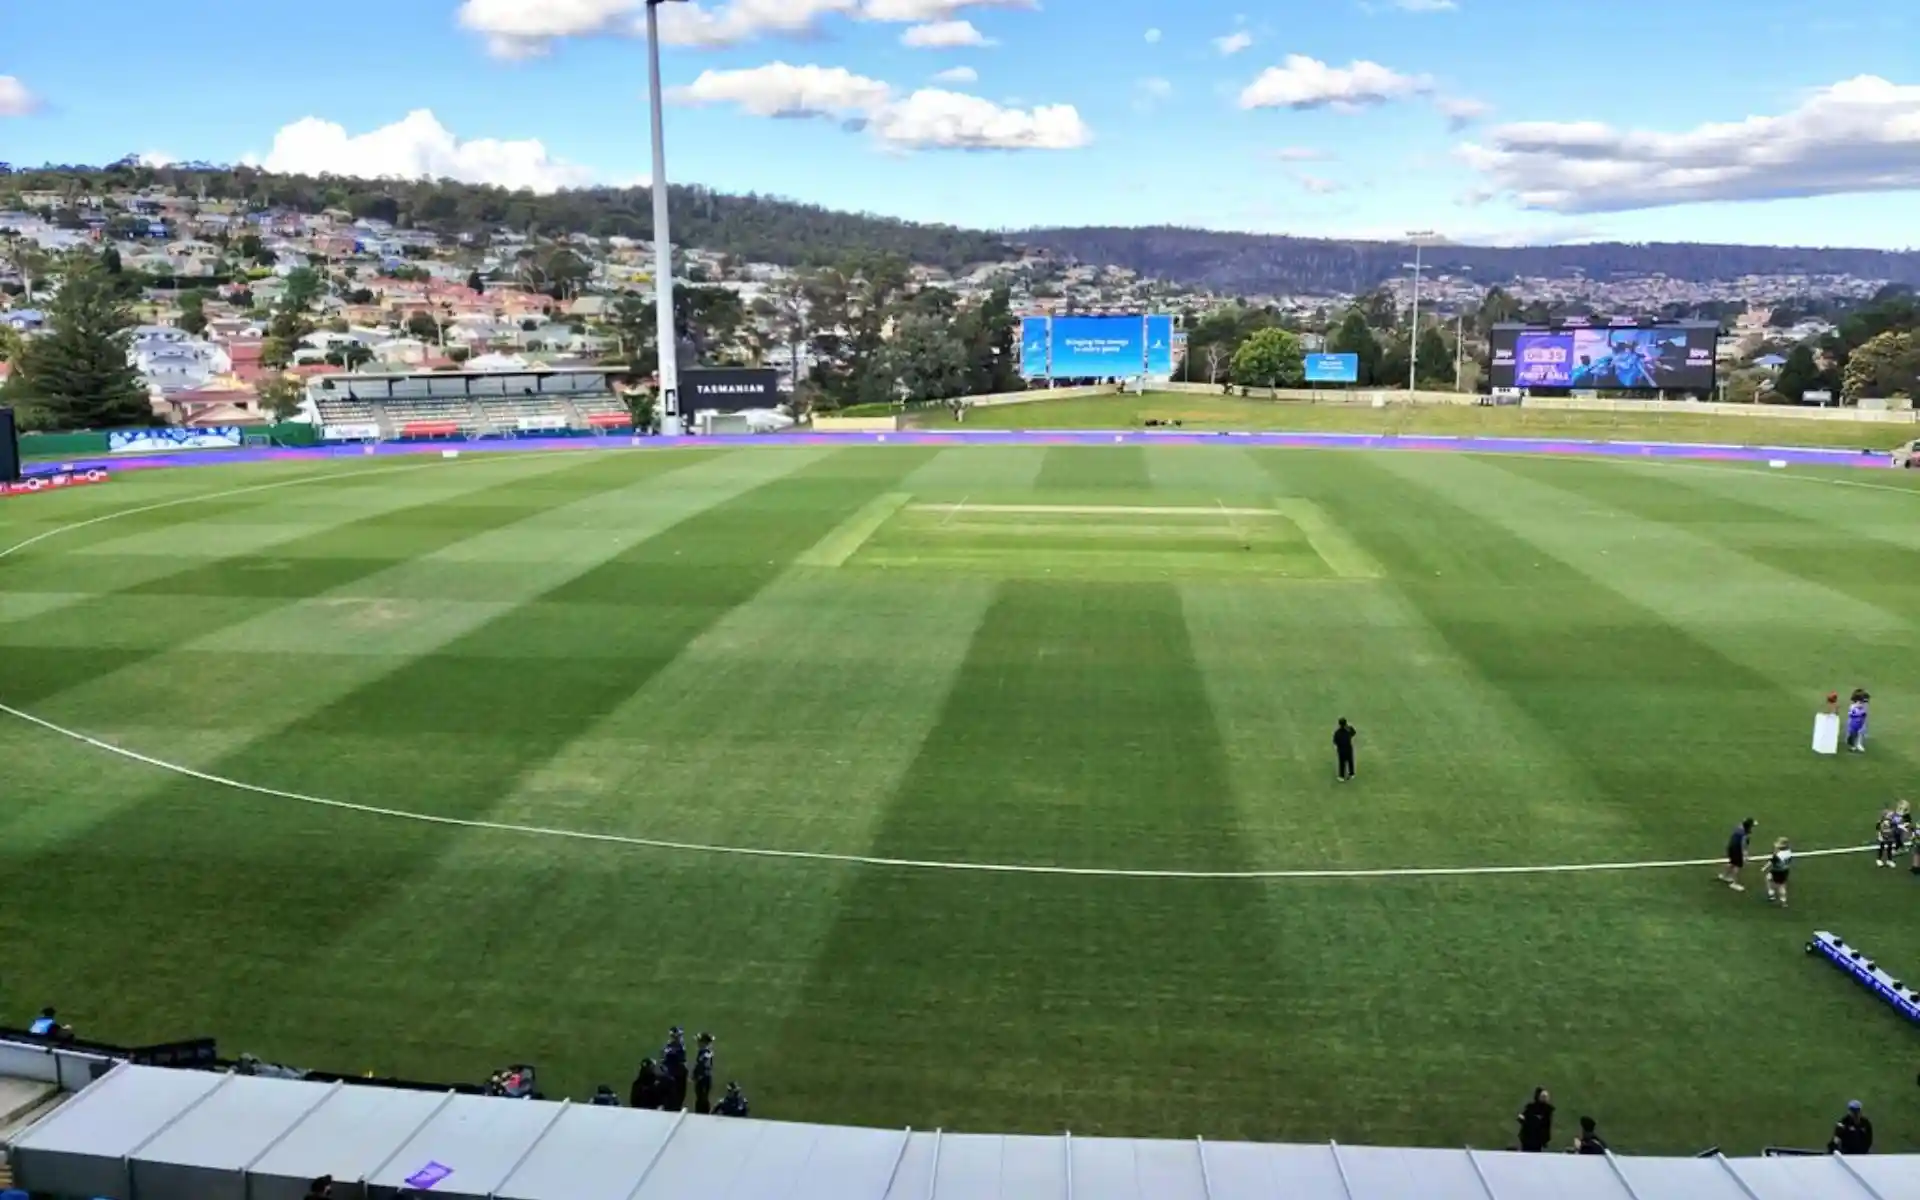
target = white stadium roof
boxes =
[8,1062,1919,1200]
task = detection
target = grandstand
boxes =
[302,369,635,440]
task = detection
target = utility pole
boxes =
[646,0,689,435]
[1405,230,1434,394]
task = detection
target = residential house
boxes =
[372,336,432,366]
[2,309,47,332]
[157,376,266,427]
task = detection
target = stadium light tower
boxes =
[1405,230,1435,394]
[646,0,688,436]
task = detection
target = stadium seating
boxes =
[382,396,487,437]
[476,394,575,434]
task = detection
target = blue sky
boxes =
[4,0,1918,248]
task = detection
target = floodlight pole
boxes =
[646,0,686,436]
[1406,230,1433,395]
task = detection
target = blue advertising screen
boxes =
[1145,315,1174,377]
[1019,317,1051,379]
[1049,315,1146,378]
[1491,323,1717,390]
[1304,353,1359,384]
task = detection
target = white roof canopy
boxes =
[8,1063,1916,1200]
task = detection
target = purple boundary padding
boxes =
[22,428,1899,477]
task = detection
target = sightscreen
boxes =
[1490,321,1718,391]
[0,408,18,484]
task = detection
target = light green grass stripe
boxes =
[795,492,913,568]
[1270,497,1383,579]
[897,445,1047,497]
[1183,582,1632,870]
[4,449,820,849]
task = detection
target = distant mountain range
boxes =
[1013,226,1920,296]
[8,162,1918,294]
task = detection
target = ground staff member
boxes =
[1333,718,1357,782]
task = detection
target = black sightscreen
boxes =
[0,407,19,484]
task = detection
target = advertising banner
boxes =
[1049,316,1146,379]
[681,368,780,414]
[108,426,244,454]
[322,423,383,441]
[1304,353,1360,384]
[1,467,111,499]
[516,415,570,432]
[1145,315,1175,378]
[1020,316,1051,379]
[1492,323,1717,391]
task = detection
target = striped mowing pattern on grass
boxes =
[2,443,1917,1155]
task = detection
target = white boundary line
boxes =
[0,700,1877,878]
[0,442,1898,880]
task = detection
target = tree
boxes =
[1414,325,1452,389]
[282,266,321,312]
[1842,331,1920,402]
[466,269,485,294]
[1772,344,1822,402]
[1229,327,1305,390]
[1203,342,1226,385]
[1326,309,1382,386]
[238,233,263,260]
[0,323,22,364]
[325,342,373,370]
[883,312,970,404]
[177,289,208,337]
[256,373,305,421]
[101,246,123,275]
[1,260,151,429]
[400,310,437,343]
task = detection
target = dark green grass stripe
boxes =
[1034,445,1152,491]
[1494,456,1920,626]
[0,448,937,1030]
[770,581,1292,1137]
[0,454,710,708]
[1292,453,1914,852]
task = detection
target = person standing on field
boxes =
[1765,837,1794,907]
[1333,718,1357,782]
[1516,1087,1555,1152]
[1847,689,1870,753]
[693,1032,715,1115]
[1719,818,1756,891]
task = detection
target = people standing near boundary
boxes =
[1847,689,1870,753]
[1570,1116,1608,1154]
[1333,718,1358,782]
[661,1027,689,1111]
[693,1032,715,1115]
[1516,1087,1554,1152]
[1765,837,1793,907]
[1719,818,1756,892]
[1877,805,1905,869]
[1829,1101,1873,1154]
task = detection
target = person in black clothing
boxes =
[1333,718,1357,782]
[590,1084,621,1107]
[714,1081,750,1118]
[1570,1115,1607,1155]
[1830,1101,1873,1154]
[661,1027,689,1111]
[629,1058,665,1110]
[693,1032,716,1115]
[1516,1087,1554,1152]
[304,1176,334,1200]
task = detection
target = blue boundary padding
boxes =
[1807,931,1920,1025]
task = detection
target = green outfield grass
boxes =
[3,443,1920,1154]
[913,391,1919,450]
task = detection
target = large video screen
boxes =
[1491,323,1717,391]
[1047,315,1147,378]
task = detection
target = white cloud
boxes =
[1239,55,1431,110]
[1294,173,1342,194]
[672,62,893,117]
[1269,146,1330,161]
[1144,27,1162,43]
[458,0,1037,54]
[657,0,860,47]
[456,0,640,57]
[901,19,993,47]
[250,110,594,193]
[670,61,1087,150]
[1213,31,1254,56]
[137,152,176,168]
[1434,95,1491,128]
[932,66,979,83]
[859,0,1035,20]
[867,89,1090,150]
[1134,77,1173,113]
[1459,75,1920,214]
[0,76,40,117]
